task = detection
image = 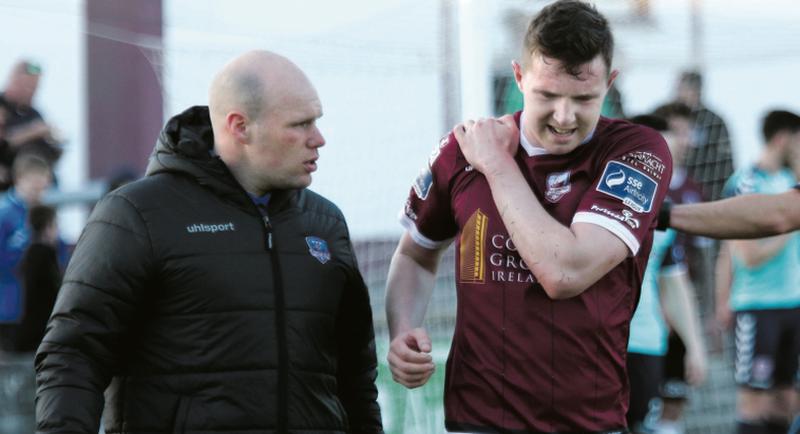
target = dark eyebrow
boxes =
[534,89,558,98]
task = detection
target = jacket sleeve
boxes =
[335,228,384,434]
[35,193,154,434]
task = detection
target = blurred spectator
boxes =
[718,110,800,434]
[0,60,62,170]
[0,105,10,189]
[651,102,713,434]
[0,153,52,342]
[674,70,734,201]
[626,114,707,434]
[13,204,61,353]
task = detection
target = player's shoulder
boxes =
[598,117,667,148]
[593,117,671,181]
[428,128,469,174]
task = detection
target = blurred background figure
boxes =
[626,114,707,434]
[673,70,734,202]
[0,153,53,434]
[0,60,62,176]
[16,204,62,353]
[716,109,800,434]
[651,102,714,433]
[0,153,52,334]
[0,204,61,434]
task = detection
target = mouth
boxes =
[547,125,577,137]
[303,159,318,173]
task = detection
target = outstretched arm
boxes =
[669,188,800,239]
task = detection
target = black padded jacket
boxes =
[35,106,383,434]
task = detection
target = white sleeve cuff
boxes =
[397,210,452,250]
[572,211,640,255]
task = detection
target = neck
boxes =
[757,146,784,172]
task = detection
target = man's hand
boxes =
[387,328,435,389]
[453,114,520,176]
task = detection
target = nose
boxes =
[310,125,325,148]
[552,98,576,127]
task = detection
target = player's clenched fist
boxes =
[387,327,435,389]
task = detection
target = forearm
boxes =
[670,191,800,238]
[483,160,616,297]
[385,249,438,339]
[35,345,107,433]
[660,273,704,355]
[714,243,732,311]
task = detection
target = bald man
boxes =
[35,51,384,434]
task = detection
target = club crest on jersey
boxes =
[596,161,657,213]
[305,236,331,264]
[545,171,571,203]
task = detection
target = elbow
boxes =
[537,273,588,300]
[765,215,794,236]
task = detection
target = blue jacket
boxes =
[0,189,29,322]
[0,189,68,323]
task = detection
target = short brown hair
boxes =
[522,0,614,76]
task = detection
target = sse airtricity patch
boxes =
[596,161,658,213]
[412,166,433,200]
[305,236,331,264]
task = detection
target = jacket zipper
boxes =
[263,214,289,433]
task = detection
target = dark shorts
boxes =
[626,352,664,432]
[734,307,800,390]
[660,332,689,400]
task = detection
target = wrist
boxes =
[483,155,517,181]
[656,200,672,230]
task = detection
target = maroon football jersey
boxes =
[400,113,672,432]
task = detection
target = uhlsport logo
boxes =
[186,222,236,234]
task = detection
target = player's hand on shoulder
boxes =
[453,114,519,175]
[387,328,435,389]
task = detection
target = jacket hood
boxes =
[145,105,296,212]
[145,105,248,206]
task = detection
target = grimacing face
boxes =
[245,85,325,191]
[514,53,616,155]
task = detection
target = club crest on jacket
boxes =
[305,236,331,264]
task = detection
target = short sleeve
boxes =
[572,126,673,256]
[398,134,459,249]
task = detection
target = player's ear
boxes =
[606,69,619,89]
[512,60,524,92]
